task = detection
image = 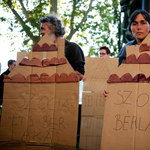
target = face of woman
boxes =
[131,14,150,44]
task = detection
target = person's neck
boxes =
[9,68,12,72]
[53,37,62,46]
[49,33,56,44]
[136,34,149,45]
[136,39,143,45]
[49,34,61,47]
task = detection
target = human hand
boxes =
[75,70,83,81]
[103,89,109,100]
[83,76,86,82]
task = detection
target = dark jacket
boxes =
[0,69,10,101]
[118,40,137,66]
[65,39,85,75]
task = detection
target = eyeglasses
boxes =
[100,53,107,56]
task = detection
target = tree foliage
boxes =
[0,0,121,56]
[0,0,51,51]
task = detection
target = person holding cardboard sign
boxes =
[0,60,16,106]
[118,9,150,66]
[104,9,150,100]
[39,12,85,81]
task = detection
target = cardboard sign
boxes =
[0,33,79,150]
[16,52,28,66]
[79,57,118,150]
[101,34,150,150]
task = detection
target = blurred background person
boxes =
[99,46,110,57]
[0,59,16,107]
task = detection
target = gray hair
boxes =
[39,12,65,37]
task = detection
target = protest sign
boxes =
[101,33,150,150]
[80,57,118,150]
[0,33,79,150]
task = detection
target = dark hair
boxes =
[8,60,16,67]
[128,9,150,33]
[39,12,65,37]
[99,46,110,55]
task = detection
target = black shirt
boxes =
[0,69,10,101]
[65,40,85,75]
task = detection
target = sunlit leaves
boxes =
[59,0,121,57]
[0,0,52,51]
[0,0,121,56]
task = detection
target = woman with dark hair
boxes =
[118,9,150,66]
[104,9,150,99]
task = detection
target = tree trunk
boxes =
[50,0,57,13]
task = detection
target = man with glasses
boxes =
[99,46,110,57]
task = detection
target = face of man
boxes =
[100,49,110,57]
[40,22,56,42]
[9,62,16,71]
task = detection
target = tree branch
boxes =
[70,0,76,31]
[77,0,93,29]
[18,0,39,32]
[67,0,93,40]
[50,0,57,13]
[7,1,38,43]
[18,0,29,20]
